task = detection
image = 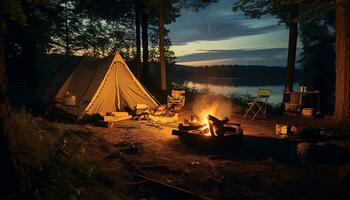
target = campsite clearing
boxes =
[89,112,350,199]
[13,108,350,199]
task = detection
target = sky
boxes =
[167,0,301,67]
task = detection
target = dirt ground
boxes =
[90,111,350,200]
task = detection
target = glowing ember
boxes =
[203,131,212,137]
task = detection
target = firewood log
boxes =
[208,122,216,136]
[184,119,203,126]
[172,130,186,136]
[178,123,207,131]
[156,104,167,111]
[207,115,229,127]
[223,126,236,134]
[207,115,229,136]
[110,112,129,117]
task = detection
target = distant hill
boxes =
[170,64,298,86]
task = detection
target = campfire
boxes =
[172,102,243,137]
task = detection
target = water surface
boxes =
[182,81,299,105]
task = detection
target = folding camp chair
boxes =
[243,89,272,120]
[167,90,185,110]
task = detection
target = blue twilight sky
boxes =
[167,0,301,66]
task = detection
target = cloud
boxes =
[167,0,285,45]
[176,48,302,66]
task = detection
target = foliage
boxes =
[148,25,176,64]
[232,0,334,24]
[1,0,25,24]
[65,0,135,58]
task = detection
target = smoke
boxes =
[192,94,233,121]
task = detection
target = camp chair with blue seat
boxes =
[243,89,272,120]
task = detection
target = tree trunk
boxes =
[284,11,298,92]
[141,10,149,84]
[65,0,70,61]
[135,0,141,79]
[0,18,21,197]
[159,1,167,91]
[22,36,37,90]
[333,0,350,124]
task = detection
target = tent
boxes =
[45,52,159,117]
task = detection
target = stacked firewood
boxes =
[173,114,242,137]
[99,112,132,122]
[133,104,178,122]
[96,112,132,127]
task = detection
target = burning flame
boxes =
[191,96,232,137]
[197,102,219,136]
[198,101,218,124]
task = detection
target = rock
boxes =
[296,143,312,158]
[297,142,350,164]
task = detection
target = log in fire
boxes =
[172,114,243,137]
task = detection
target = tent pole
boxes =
[115,63,121,110]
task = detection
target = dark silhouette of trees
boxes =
[135,0,142,79]
[67,0,135,58]
[0,16,21,196]
[172,64,289,85]
[141,5,149,83]
[1,0,55,197]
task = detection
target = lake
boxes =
[180,81,300,105]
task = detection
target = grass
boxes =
[10,108,132,200]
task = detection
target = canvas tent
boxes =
[46,52,159,117]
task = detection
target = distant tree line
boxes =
[171,64,295,86]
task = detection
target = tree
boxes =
[1,0,50,196]
[4,0,58,94]
[158,0,167,91]
[233,0,299,92]
[135,0,141,79]
[334,0,350,124]
[0,15,21,196]
[234,0,350,123]
[285,8,298,92]
[141,0,149,84]
[147,0,216,91]
[141,4,149,83]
